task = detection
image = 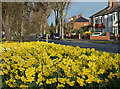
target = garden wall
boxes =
[90,32,110,40]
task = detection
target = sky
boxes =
[48,2,108,26]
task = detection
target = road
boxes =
[33,39,120,53]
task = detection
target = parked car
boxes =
[35,34,41,39]
[42,34,46,39]
[52,33,60,40]
[100,32,115,39]
[92,32,102,36]
[100,32,106,36]
[109,32,115,39]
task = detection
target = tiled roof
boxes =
[67,20,74,24]
[89,7,109,18]
[74,17,89,22]
[104,5,119,15]
[89,5,120,18]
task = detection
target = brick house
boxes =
[67,13,91,33]
[73,13,91,30]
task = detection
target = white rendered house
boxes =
[90,0,120,35]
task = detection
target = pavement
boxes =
[63,38,120,43]
[31,38,120,53]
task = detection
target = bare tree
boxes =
[58,1,70,39]
[2,2,16,41]
[50,1,70,38]
[50,2,60,33]
[2,2,32,42]
[31,2,52,41]
[2,2,69,42]
[61,1,70,39]
[2,2,51,42]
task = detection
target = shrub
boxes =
[79,29,83,38]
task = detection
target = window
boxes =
[95,18,98,24]
[116,27,118,34]
[111,15,113,21]
[91,18,93,23]
[113,27,115,33]
[116,13,118,20]
[113,14,115,21]
[110,27,113,33]
[119,12,120,20]
[101,17,102,23]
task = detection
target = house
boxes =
[67,16,77,33]
[67,13,91,32]
[89,0,120,35]
[73,13,91,30]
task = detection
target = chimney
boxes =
[78,13,82,18]
[73,16,76,20]
[69,17,71,21]
[108,0,118,7]
[112,2,118,6]
[89,19,91,25]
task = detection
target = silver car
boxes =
[92,32,102,36]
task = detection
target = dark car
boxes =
[52,33,60,40]
[35,34,41,39]
[109,32,115,39]
[100,32,115,39]
[42,34,46,39]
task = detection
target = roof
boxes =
[89,5,120,18]
[104,5,119,15]
[67,20,74,25]
[74,17,89,22]
[89,7,109,18]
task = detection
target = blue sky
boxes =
[48,2,108,26]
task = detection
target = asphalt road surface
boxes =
[34,39,120,53]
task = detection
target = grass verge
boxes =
[61,38,120,44]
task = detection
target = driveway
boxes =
[33,38,120,53]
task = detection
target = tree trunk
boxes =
[43,23,46,34]
[61,2,70,39]
[60,18,62,36]
[62,18,64,39]
[40,25,43,38]
[55,10,59,33]
[56,24,58,33]
[20,21,24,42]
[4,15,11,41]
[37,33,39,41]
[5,27,11,41]
[20,4,25,42]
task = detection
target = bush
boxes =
[79,29,83,38]
[71,30,75,33]
[91,29,94,33]
[1,41,120,88]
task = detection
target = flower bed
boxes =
[1,41,120,88]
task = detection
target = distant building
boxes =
[89,0,120,35]
[67,16,77,33]
[73,13,91,30]
[67,13,91,33]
